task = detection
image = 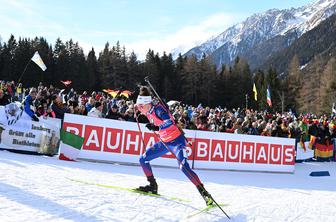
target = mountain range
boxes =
[181,0,336,71]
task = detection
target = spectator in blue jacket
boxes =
[23,88,39,121]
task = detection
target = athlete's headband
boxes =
[136,96,152,105]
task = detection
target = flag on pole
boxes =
[315,142,334,159]
[103,89,119,98]
[299,135,307,152]
[309,135,316,149]
[60,80,72,87]
[59,129,84,161]
[267,85,272,107]
[120,90,132,98]
[31,51,47,71]
[253,83,257,101]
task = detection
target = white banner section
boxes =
[191,130,295,172]
[296,141,314,160]
[0,103,61,153]
[63,114,295,173]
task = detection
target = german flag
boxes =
[120,90,132,98]
[308,135,316,149]
[103,89,120,98]
[60,80,72,87]
[299,135,306,152]
[315,143,333,159]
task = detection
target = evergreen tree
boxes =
[222,65,234,108]
[160,52,175,100]
[68,41,87,90]
[173,54,186,101]
[53,38,69,87]
[254,70,267,111]
[98,42,113,89]
[118,45,129,88]
[181,55,199,105]
[198,55,217,106]
[143,49,160,91]
[127,51,143,90]
[266,66,280,111]
[227,56,252,108]
[320,57,336,114]
[215,64,226,107]
[240,59,252,109]
[110,41,128,89]
[1,35,17,81]
[286,55,302,112]
[87,48,99,90]
[308,55,324,113]
[14,37,32,84]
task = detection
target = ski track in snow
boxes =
[0,150,336,222]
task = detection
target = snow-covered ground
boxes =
[0,150,335,222]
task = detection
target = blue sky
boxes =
[0,0,315,59]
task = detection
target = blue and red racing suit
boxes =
[139,103,202,186]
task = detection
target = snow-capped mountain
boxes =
[182,0,336,68]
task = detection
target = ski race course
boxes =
[0,150,335,222]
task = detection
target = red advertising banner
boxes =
[63,114,295,173]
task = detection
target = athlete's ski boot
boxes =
[197,184,213,206]
[136,176,158,194]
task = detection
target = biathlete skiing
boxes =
[134,85,214,206]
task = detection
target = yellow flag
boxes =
[253,83,257,101]
[31,51,47,71]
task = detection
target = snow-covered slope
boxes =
[183,0,336,67]
[1,150,335,222]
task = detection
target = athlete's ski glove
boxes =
[145,123,159,131]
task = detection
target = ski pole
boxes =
[134,110,147,151]
[144,76,192,146]
[151,131,231,220]
[144,76,167,109]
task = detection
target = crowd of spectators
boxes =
[0,80,136,122]
[1,79,335,161]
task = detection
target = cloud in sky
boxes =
[125,13,244,60]
[58,12,244,60]
[0,0,246,60]
[0,0,66,39]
